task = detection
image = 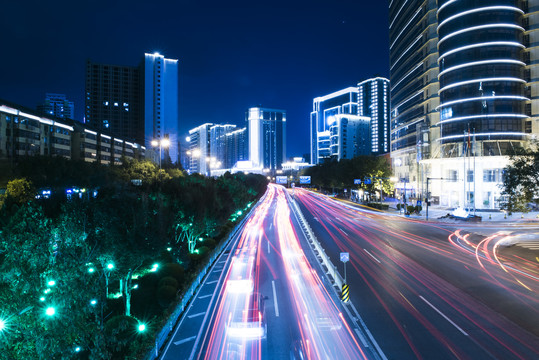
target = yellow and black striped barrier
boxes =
[342,284,349,303]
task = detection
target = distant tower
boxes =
[246,107,286,170]
[143,53,179,164]
[85,60,142,142]
[38,93,74,119]
[358,78,390,154]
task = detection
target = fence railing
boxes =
[145,193,265,360]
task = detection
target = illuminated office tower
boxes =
[390,0,539,209]
[210,124,237,171]
[143,53,179,164]
[358,78,390,154]
[247,107,286,170]
[225,127,248,169]
[188,123,212,175]
[389,0,440,203]
[310,87,359,164]
[328,114,371,160]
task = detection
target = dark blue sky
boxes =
[0,0,389,158]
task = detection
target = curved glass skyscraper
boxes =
[390,0,539,209]
[437,1,529,156]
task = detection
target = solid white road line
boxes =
[174,336,196,345]
[187,312,206,319]
[420,295,468,336]
[364,249,381,264]
[272,280,280,317]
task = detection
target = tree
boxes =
[0,178,35,211]
[501,142,539,212]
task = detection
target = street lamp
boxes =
[151,138,170,169]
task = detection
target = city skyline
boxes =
[0,1,389,158]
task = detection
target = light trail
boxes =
[294,188,539,359]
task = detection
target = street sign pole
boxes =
[340,252,350,302]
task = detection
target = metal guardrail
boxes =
[288,194,344,290]
[145,194,265,360]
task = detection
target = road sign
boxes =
[364,178,372,185]
[341,284,349,303]
[276,176,287,184]
[340,252,349,263]
[299,176,311,184]
[291,182,295,188]
[354,179,361,185]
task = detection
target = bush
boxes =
[160,263,185,284]
[407,205,415,214]
[396,203,401,210]
[158,276,179,290]
[157,285,177,308]
[415,205,422,213]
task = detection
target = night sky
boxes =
[1,0,389,158]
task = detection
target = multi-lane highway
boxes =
[294,188,539,359]
[160,184,376,359]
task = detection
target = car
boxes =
[226,292,267,339]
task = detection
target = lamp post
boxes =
[151,138,170,169]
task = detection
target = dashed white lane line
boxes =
[272,280,280,317]
[174,336,196,345]
[364,248,381,264]
[420,295,468,336]
[187,312,206,319]
[206,280,218,285]
[198,294,212,299]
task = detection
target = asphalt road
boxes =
[294,189,539,360]
[159,185,374,359]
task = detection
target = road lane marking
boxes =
[188,312,206,319]
[206,280,218,285]
[268,239,270,254]
[341,229,349,236]
[272,280,280,317]
[173,336,196,345]
[198,294,212,299]
[419,295,468,336]
[364,249,381,264]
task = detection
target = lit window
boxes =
[114,102,118,106]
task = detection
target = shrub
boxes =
[160,263,185,284]
[157,285,177,308]
[158,276,179,290]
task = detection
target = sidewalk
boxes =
[390,205,539,223]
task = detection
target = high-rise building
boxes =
[311,82,390,164]
[310,87,358,165]
[225,127,248,169]
[188,123,212,175]
[358,78,390,154]
[143,53,179,164]
[329,114,371,160]
[210,124,237,170]
[85,60,142,143]
[389,0,440,203]
[389,0,539,209]
[246,107,286,171]
[37,93,74,119]
[85,53,179,164]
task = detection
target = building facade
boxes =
[358,78,390,154]
[247,107,286,171]
[37,93,75,120]
[329,114,371,160]
[210,124,237,171]
[85,53,179,165]
[389,0,539,209]
[85,60,142,143]
[143,53,179,164]
[0,100,144,165]
[188,123,212,175]
[225,127,248,170]
[310,87,359,164]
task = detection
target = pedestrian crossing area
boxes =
[515,241,539,250]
